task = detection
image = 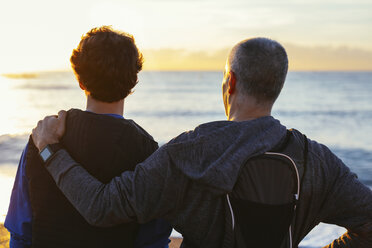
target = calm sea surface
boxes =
[0,71,371,247]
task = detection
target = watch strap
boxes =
[39,143,63,163]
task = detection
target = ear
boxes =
[228,71,236,94]
[79,82,86,91]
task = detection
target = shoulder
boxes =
[66,109,157,145]
[119,120,158,154]
[124,119,156,144]
[167,120,232,145]
[292,130,353,184]
[115,120,159,157]
[290,129,339,165]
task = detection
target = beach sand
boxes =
[0,224,182,248]
[0,225,9,248]
[169,237,183,247]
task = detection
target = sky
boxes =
[0,0,371,73]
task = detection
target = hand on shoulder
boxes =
[32,110,67,151]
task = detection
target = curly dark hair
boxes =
[70,26,143,102]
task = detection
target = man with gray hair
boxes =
[32,38,372,247]
[227,37,288,105]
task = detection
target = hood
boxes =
[165,116,287,194]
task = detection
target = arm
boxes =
[317,149,372,248]
[134,137,172,248]
[30,111,180,231]
[4,144,32,248]
[45,146,184,227]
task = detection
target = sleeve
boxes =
[135,134,172,248]
[4,144,32,248]
[46,145,185,227]
[317,149,372,248]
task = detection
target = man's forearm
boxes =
[46,149,135,227]
[324,229,372,248]
[322,232,356,248]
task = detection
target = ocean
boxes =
[0,71,371,247]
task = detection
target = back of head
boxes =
[70,26,143,103]
[229,38,288,104]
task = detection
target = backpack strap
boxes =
[271,129,292,152]
[301,134,308,185]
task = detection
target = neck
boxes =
[228,109,271,122]
[86,95,124,116]
[227,96,272,122]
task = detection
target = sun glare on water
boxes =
[0,76,24,135]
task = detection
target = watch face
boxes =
[40,147,52,162]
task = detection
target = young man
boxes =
[32,38,372,247]
[5,26,171,248]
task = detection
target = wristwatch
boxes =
[39,143,63,163]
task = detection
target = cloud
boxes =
[285,44,372,70]
[142,48,230,71]
[142,44,372,71]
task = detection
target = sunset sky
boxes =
[0,0,371,73]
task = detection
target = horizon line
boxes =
[2,68,372,76]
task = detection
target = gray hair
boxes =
[228,37,288,103]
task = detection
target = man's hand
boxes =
[32,110,67,151]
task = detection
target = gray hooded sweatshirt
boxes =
[46,116,372,247]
